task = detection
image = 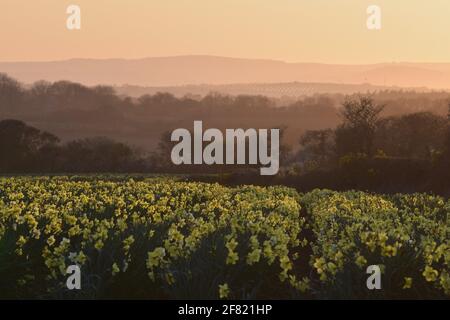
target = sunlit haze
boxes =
[1,0,449,63]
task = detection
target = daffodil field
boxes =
[302,190,449,298]
[0,177,448,299]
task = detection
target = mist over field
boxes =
[0,72,449,153]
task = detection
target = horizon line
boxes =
[1,54,450,65]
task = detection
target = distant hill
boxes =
[1,55,450,89]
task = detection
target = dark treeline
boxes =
[0,119,147,173]
[293,97,450,193]
[209,97,450,195]
[2,73,450,194]
[1,73,450,151]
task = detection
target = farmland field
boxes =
[0,177,448,299]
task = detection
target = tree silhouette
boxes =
[0,119,59,172]
[336,96,384,157]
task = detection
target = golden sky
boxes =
[1,0,449,63]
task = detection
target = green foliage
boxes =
[0,177,448,299]
[303,190,449,299]
[0,177,305,299]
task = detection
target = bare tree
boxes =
[336,96,384,157]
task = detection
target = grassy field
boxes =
[0,177,448,299]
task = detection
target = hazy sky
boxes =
[1,0,449,63]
